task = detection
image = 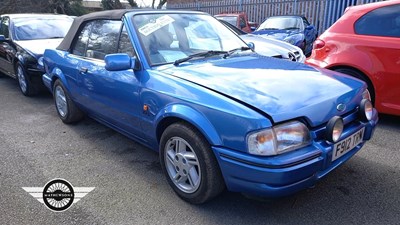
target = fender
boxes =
[155,104,222,146]
[43,67,70,93]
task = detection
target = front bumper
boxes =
[212,109,378,197]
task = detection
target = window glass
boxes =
[355,4,400,38]
[257,16,302,30]
[13,17,72,40]
[72,22,93,56]
[239,17,246,28]
[133,14,246,65]
[118,25,136,57]
[214,16,238,27]
[0,17,10,38]
[86,20,122,60]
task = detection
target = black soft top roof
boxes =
[57,9,206,51]
[58,9,134,51]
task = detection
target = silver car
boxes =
[219,19,306,63]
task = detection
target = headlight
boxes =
[362,89,371,101]
[284,37,296,45]
[360,99,373,121]
[247,121,311,156]
[326,116,344,143]
[38,57,44,67]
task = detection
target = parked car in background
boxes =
[252,15,318,55]
[215,12,253,32]
[43,10,377,204]
[306,1,400,116]
[219,19,305,62]
[0,14,73,96]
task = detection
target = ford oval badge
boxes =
[337,103,346,112]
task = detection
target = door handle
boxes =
[79,67,88,73]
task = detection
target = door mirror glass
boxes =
[105,53,140,71]
[305,25,313,30]
[0,35,7,42]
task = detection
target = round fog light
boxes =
[326,116,344,143]
[360,99,373,121]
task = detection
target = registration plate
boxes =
[332,127,365,161]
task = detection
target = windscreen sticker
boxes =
[139,15,175,36]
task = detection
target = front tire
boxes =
[16,63,36,96]
[53,79,84,124]
[160,122,225,204]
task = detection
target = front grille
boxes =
[311,107,360,141]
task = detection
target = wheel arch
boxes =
[155,104,222,147]
[47,67,70,93]
[328,65,375,100]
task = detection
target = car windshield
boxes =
[257,17,302,30]
[13,17,73,40]
[214,16,238,26]
[132,13,248,66]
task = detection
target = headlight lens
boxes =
[326,116,344,143]
[360,99,373,121]
[38,57,44,67]
[362,89,371,101]
[248,121,311,156]
[284,37,296,45]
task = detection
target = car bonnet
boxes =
[158,55,365,127]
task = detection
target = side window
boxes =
[239,17,246,29]
[118,25,136,57]
[302,17,310,29]
[86,20,122,60]
[72,22,93,56]
[0,17,10,38]
[355,4,400,38]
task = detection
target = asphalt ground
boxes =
[0,76,399,225]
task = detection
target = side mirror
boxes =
[0,35,7,42]
[105,53,140,71]
[305,25,313,30]
[247,42,255,51]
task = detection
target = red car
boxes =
[215,12,253,33]
[306,1,400,116]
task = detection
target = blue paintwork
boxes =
[252,16,318,55]
[42,11,377,198]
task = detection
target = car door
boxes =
[74,20,144,138]
[354,4,400,112]
[0,16,14,76]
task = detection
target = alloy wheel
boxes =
[164,137,201,193]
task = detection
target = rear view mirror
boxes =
[105,54,140,71]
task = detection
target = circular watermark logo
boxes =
[42,179,75,212]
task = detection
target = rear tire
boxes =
[53,79,84,124]
[334,68,375,104]
[160,122,225,204]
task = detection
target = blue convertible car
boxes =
[252,15,318,55]
[43,10,377,204]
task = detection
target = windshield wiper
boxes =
[174,50,228,65]
[223,46,252,58]
[284,27,300,30]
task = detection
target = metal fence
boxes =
[167,0,384,33]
